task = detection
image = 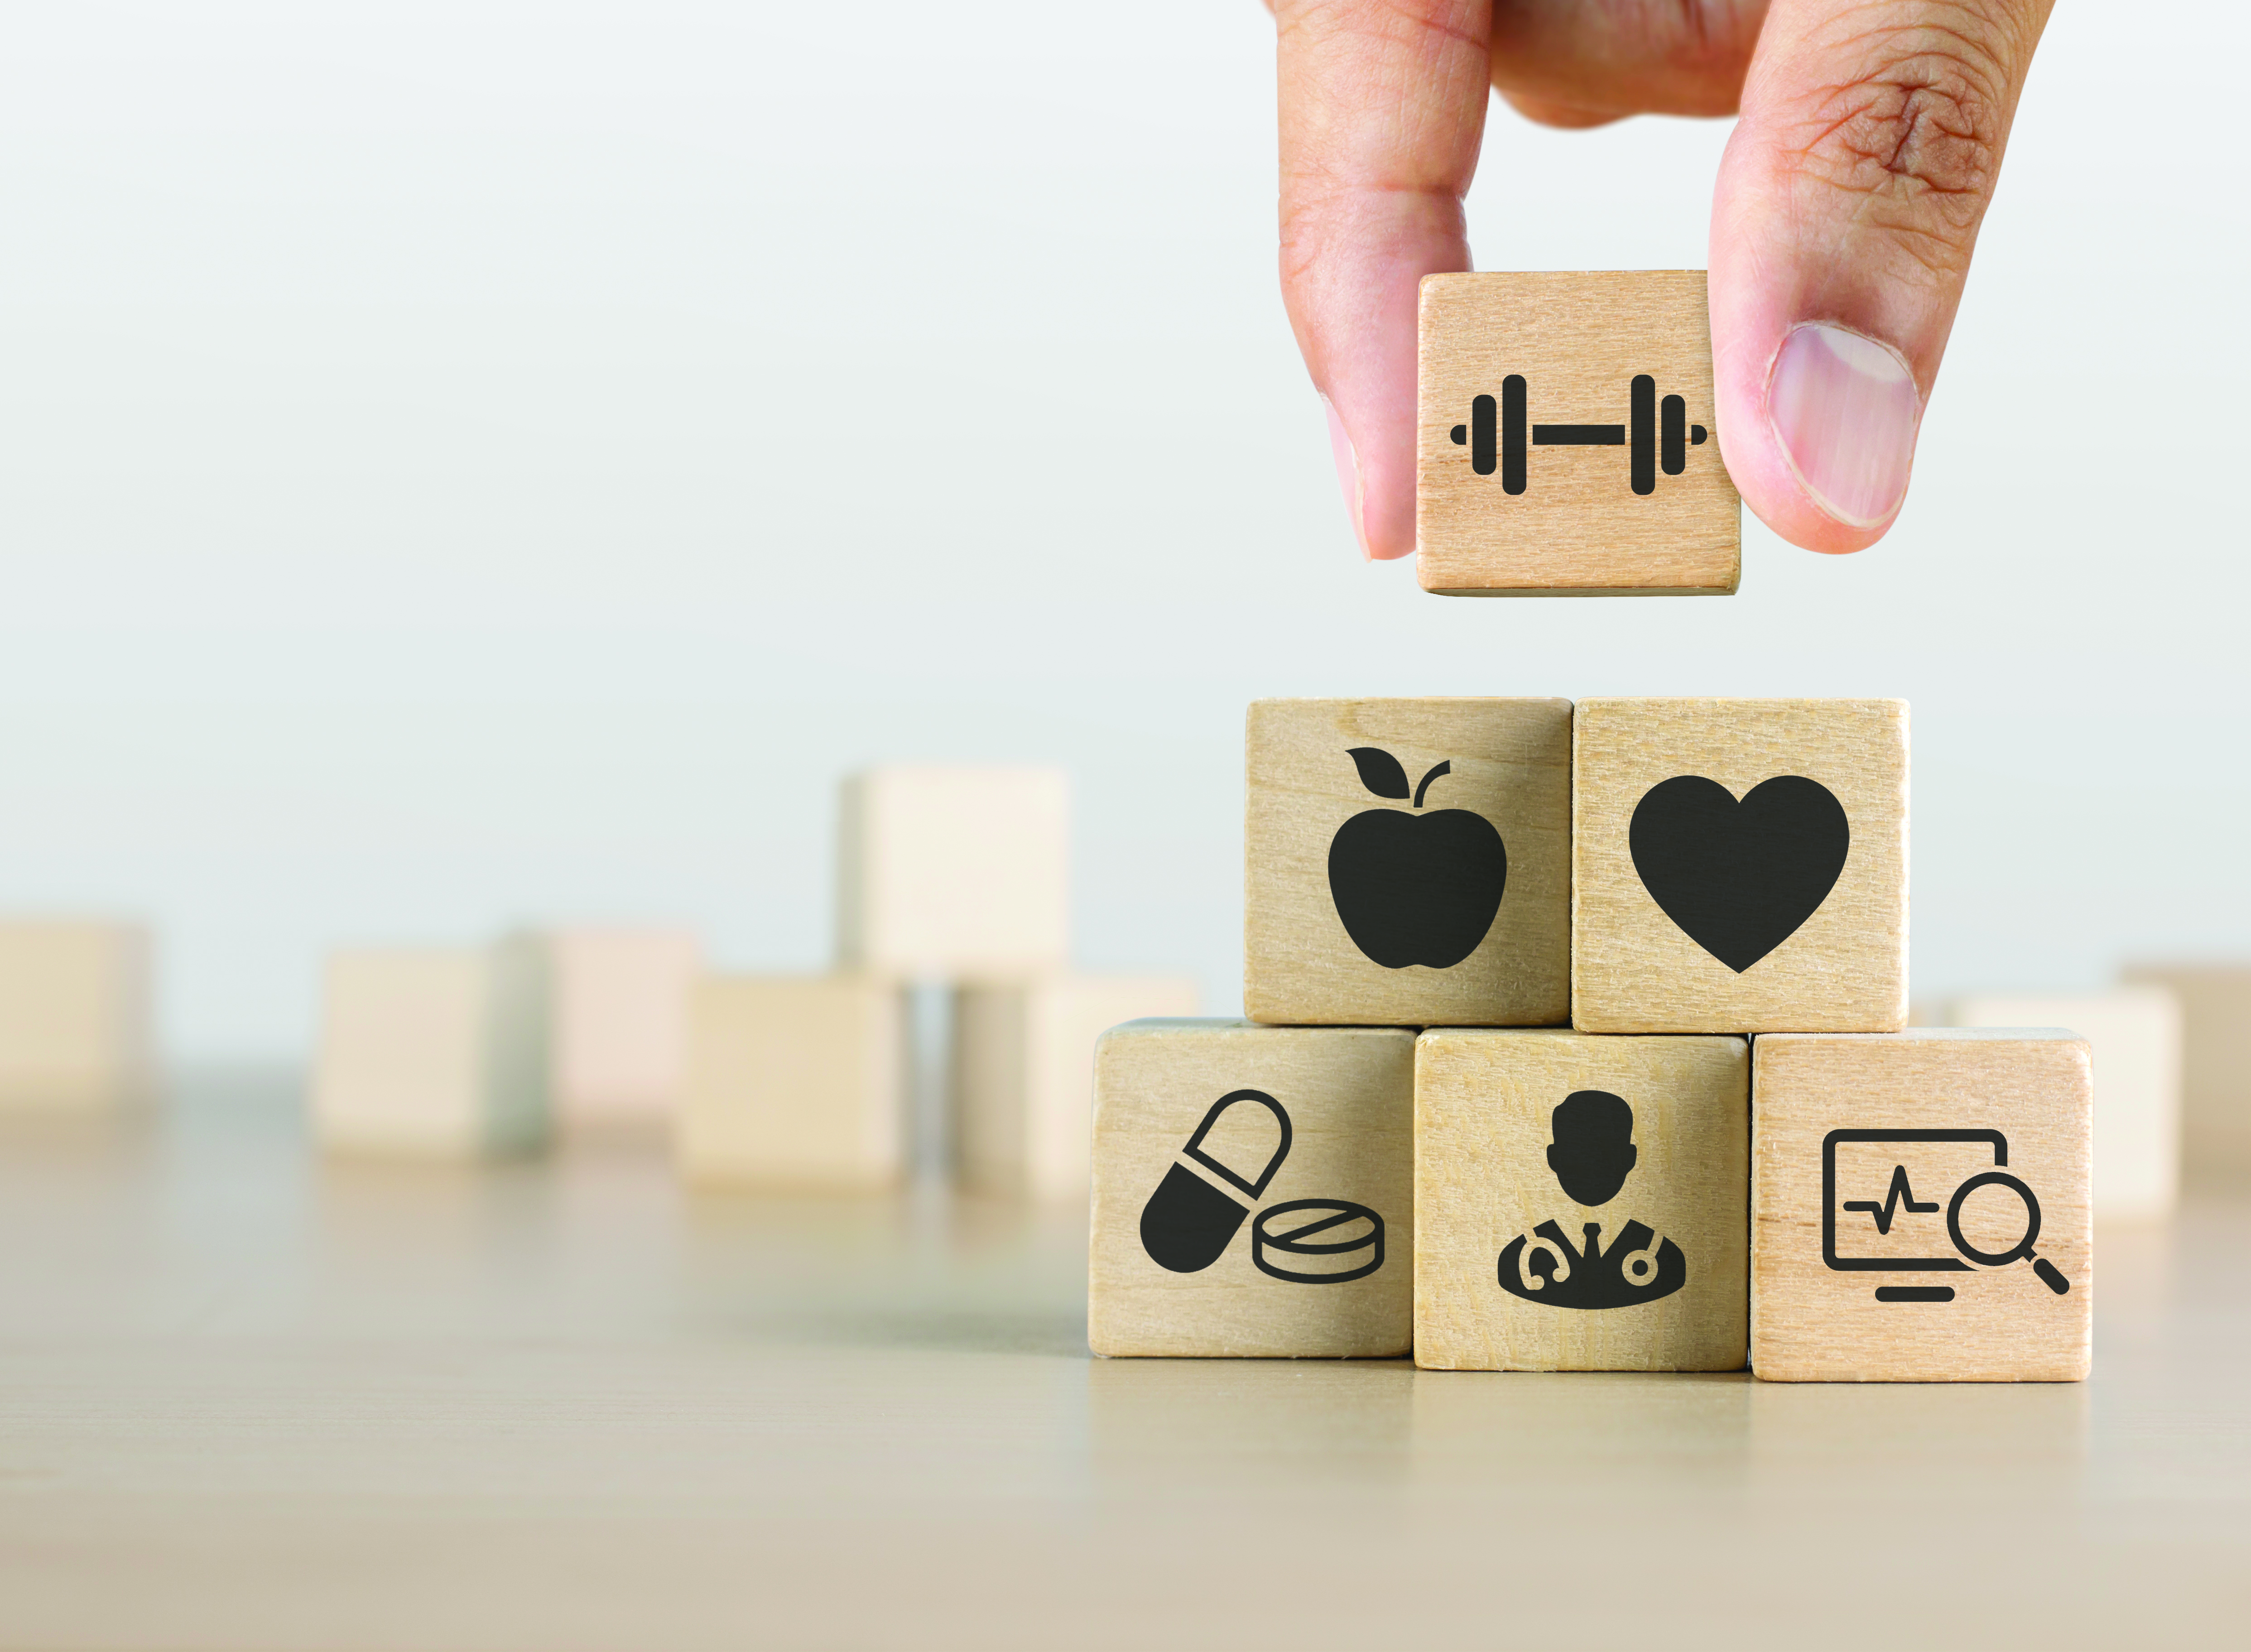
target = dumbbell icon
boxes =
[1449,375,1710,497]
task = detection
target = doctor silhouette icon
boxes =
[1498,1090,1687,1310]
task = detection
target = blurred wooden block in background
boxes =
[1573,698,1908,1033]
[1088,1019,1414,1358]
[1243,697,1572,1027]
[678,974,906,1191]
[548,927,700,1134]
[1414,1029,1748,1372]
[954,973,1199,1202]
[0,920,154,1110]
[313,939,551,1158]
[2121,964,2251,1188]
[1416,271,1739,595]
[1751,1030,2091,1383]
[1938,988,2181,1222]
[837,766,1069,978]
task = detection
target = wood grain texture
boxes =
[1245,697,1571,1026]
[1416,272,1740,595]
[677,974,906,1190]
[1089,1019,1413,1357]
[1751,1030,2092,1382]
[1573,698,1908,1033]
[954,973,1199,1201]
[2121,965,2251,1184]
[1415,1030,1748,1371]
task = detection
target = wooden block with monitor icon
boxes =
[1087,1019,1413,1359]
[1750,1029,2092,1382]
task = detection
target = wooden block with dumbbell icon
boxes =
[1417,271,1741,596]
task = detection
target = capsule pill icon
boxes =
[1138,1090,1293,1273]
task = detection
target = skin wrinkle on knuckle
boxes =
[1768,25,2015,272]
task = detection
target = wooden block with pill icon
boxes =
[1572,697,1909,1034]
[1750,1029,2092,1383]
[1414,1029,1749,1372]
[1088,1019,1414,1358]
[1416,271,1740,595]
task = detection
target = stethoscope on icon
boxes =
[1947,1171,2071,1295]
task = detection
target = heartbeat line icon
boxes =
[1842,1165,1940,1235]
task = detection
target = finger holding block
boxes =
[1414,1030,1748,1372]
[1089,1020,1414,1358]
[1416,271,1740,596]
[1751,1030,2092,1383]
[1573,698,1908,1033]
[1244,698,1572,1028]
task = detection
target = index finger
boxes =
[1276,0,1494,560]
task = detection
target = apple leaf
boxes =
[1345,747,1410,799]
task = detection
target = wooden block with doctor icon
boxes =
[1244,697,1572,1028]
[1414,1030,1749,1371]
[1087,1020,1414,1358]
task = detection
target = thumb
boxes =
[1709,0,2054,552]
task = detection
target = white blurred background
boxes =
[0,0,2243,1061]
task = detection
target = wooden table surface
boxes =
[1,1071,2244,1649]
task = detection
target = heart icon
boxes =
[1628,775,1849,973]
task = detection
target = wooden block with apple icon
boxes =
[1088,1018,1413,1358]
[1244,698,1571,1027]
[1572,698,1908,1034]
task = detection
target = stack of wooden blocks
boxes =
[1088,696,2094,1383]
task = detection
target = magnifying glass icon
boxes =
[1946,1171,2070,1294]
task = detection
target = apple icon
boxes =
[1327,747,1506,970]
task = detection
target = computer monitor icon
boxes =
[1822,1129,2071,1303]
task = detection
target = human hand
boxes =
[1272,0,2052,559]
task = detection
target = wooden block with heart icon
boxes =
[1414,1028,1750,1372]
[1571,699,1908,1034]
[1088,1018,1414,1358]
[1243,697,1572,1027]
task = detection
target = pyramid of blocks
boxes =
[1087,694,2093,1383]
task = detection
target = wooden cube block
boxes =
[1244,697,1571,1027]
[1414,1029,1748,1371]
[548,927,701,1132]
[677,974,906,1190]
[837,766,1068,978]
[1573,698,1908,1033]
[1751,1030,2092,1383]
[0,921,154,1110]
[954,972,1199,1201]
[2120,964,2251,1185]
[312,939,551,1158]
[1416,271,1740,595]
[1940,989,2181,1222]
[1089,1020,1413,1358]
